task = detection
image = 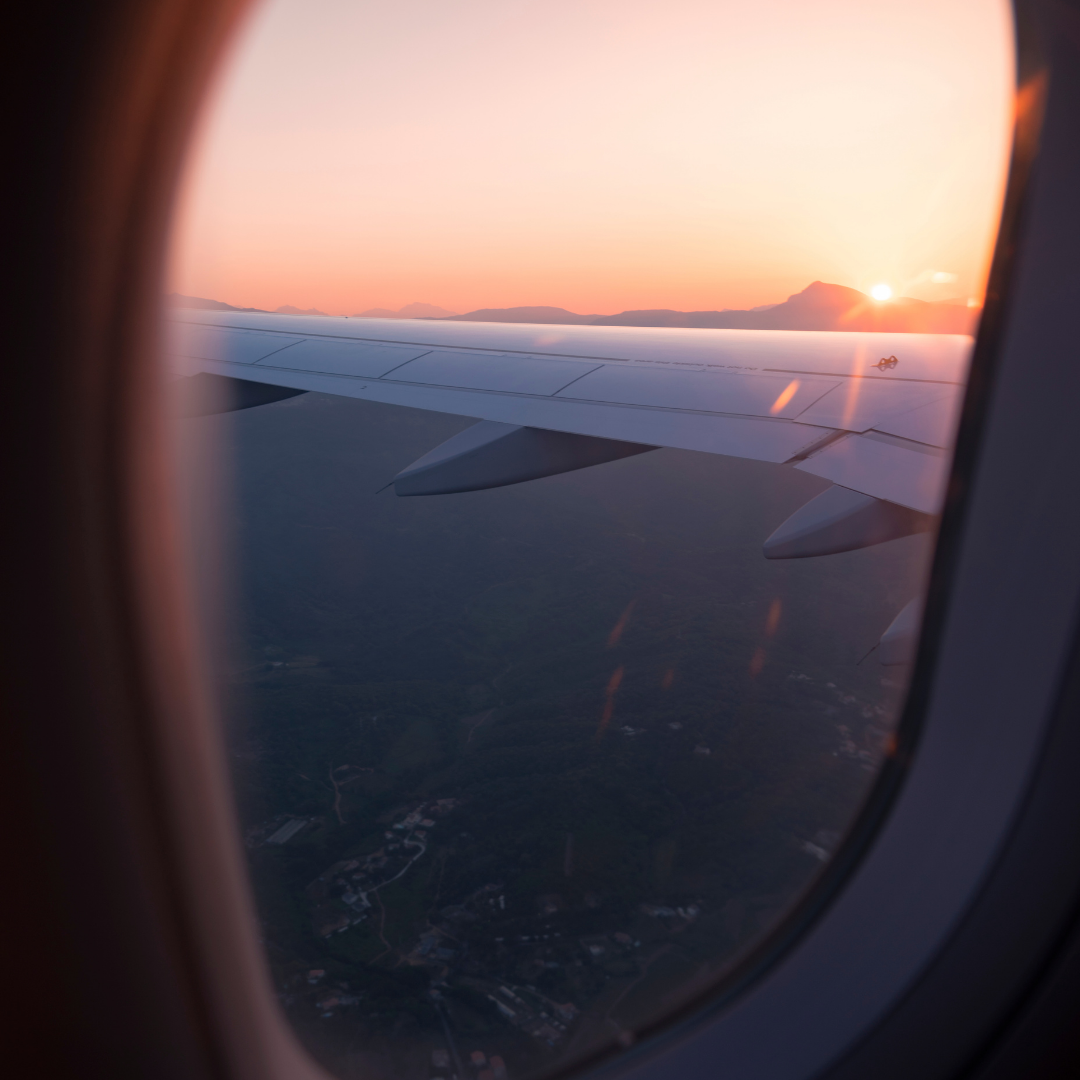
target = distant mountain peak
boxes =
[441,282,975,334]
[442,306,600,326]
[589,281,976,334]
[397,302,458,318]
[165,292,269,313]
[354,302,459,319]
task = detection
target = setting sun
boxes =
[871,284,894,302]
[170,0,1014,316]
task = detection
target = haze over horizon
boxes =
[169,0,1013,321]
[170,278,980,335]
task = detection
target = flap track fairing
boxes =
[173,372,307,416]
[393,420,657,496]
[878,597,922,665]
[764,484,934,559]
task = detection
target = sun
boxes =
[871,283,893,301]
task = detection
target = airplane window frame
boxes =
[601,6,1080,1078]
[7,0,1080,1078]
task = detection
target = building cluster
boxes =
[303,799,460,938]
[833,718,891,771]
[454,976,577,1050]
[483,983,570,1047]
[641,902,700,923]
[277,789,716,1067]
[799,829,841,863]
[303,969,362,1019]
[429,1046,508,1080]
[244,812,318,848]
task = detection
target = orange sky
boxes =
[168,0,1015,317]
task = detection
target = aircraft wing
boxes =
[166,309,969,561]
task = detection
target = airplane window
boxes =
[166,1,1014,1077]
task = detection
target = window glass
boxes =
[168,2,1013,1077]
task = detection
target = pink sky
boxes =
[168,0,1015,316]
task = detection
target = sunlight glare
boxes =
[769,379,801,415]
[871,284,893,301]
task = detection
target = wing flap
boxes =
[388,350,601,396]
[795,431,949,513]
[554,364,839,418]
[254,337,433,378]
[794,379,956,439]
[871,389,964,446]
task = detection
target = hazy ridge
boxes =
[168,281,977,335]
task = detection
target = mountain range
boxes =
[355,302,459,319]
[442,282,976,334]
[167,281,978,335]
[437,305,600,325]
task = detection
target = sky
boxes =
[168,0,1015,316]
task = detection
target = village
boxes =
[249,789,713,1077]
[234,668,889,1078]
[302,798,461,938]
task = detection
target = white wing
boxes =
[166,309,969,565]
